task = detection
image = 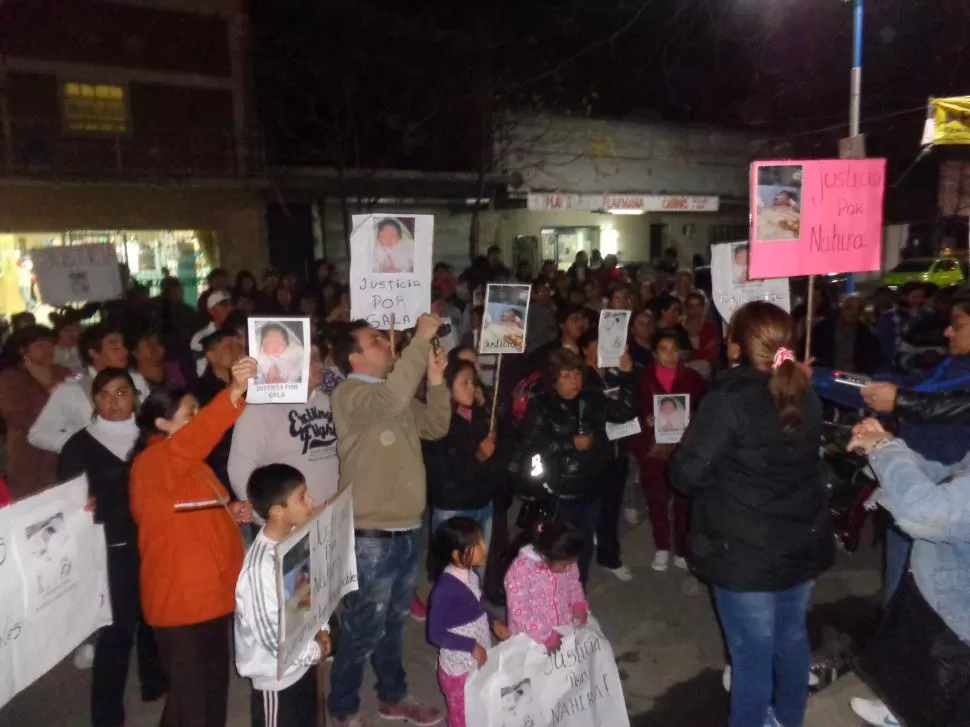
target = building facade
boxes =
[487,114,786,268]
[0,0,268,313]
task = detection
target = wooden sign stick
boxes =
[489,353,503,433]
[389,313,397,358]
[803,277,815,362]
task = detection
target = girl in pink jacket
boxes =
[505,521,589,651]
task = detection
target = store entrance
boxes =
[539,226,601,271]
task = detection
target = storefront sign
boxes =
[527,194,719,213]
[748,159,886,279]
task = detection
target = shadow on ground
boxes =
[630,595,881,725]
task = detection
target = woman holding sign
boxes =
[669,302,833,727]
[129,356,258,727]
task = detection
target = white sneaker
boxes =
[623,508,640,525]
[73,644,95,670]
[606,565,633,582]
[850,697,900,726]
[673,556,688,570]
[651,550,670,571]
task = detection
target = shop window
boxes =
[61,82,129,133]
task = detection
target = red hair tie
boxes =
[772,347,795,370]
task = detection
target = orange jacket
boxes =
[130,389,246,627]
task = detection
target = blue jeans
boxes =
[557,497,601,590]
[884,524,912,606]
[714,581,814,727]
[328,529,421,721]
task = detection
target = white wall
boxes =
[498,114,781,198]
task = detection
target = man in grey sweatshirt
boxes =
[228,342,339,508]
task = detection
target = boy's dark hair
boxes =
[330,320,371,376]
[79,323,122,366]
[222,309,248,337]
[247,464,307,521]
[533,519,585,563]
[430,517,483,580]
[577,328,598,353]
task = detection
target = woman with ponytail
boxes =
[129,356,257,727]
[669,301,834,727]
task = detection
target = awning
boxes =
[526,192,720,213]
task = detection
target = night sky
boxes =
[251,0,970,217]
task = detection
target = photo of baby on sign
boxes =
[247,317,311,404]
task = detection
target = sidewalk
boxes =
[0,514,884,726]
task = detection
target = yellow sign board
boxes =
[931,96,970,145]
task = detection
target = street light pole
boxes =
[845,0,863,293]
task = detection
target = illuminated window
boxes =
[62,82,128,133]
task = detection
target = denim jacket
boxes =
[869,439,970,643]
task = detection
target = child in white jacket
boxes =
[235,464,332,727]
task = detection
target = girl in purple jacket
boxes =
[427,517,511,727]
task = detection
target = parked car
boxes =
[882,257,965,289]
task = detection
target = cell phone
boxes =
[833,371,872,389]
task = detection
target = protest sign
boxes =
[711,241,791,320]
[247,317,312,404]
[465,627,629,727]
[30,243,123,306]
[654,394,690,444]
[749,159,886,279]
[350,214,433,331]
[276,487,358,678]
[596,310,630,368]
[0,476,112,709]
[480,284,532,355]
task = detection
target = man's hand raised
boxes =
[427,348,447,386]
[415,313,442,343]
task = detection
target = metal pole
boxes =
[845,0,863,293]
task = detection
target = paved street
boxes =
[0,517,882,727]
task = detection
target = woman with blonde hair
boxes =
[670,301,834,727]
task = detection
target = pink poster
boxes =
[748,159,886,279]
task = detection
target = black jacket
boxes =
[895,388,970,425]
[511,370,636,498]
[423,406,501,511]
[669,366,835,591]
[58,430,135,546]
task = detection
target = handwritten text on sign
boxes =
[30,243,123,306]
[275,487,358,678]
[748,159,886,279]
[349,214,433,331]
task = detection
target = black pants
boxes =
[154,614,232,727]
[596,456,629,570]
[91,542,167,727]
[251,667,319,727]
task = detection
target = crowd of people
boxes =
[0,243,969,727]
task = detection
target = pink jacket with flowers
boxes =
[505,545,588,647]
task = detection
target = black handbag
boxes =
[857,574,970,727]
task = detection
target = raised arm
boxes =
[338,338,432,423]
[868,439,970,542]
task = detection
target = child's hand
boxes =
[473,643,488,667]
[315,629,332,658]
[572,607,589,627]
[476,433,496,461]
[492,621,510,641]
[545,633,563,653]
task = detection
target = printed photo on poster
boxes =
[372,216,416,274]
[654,394,690,444]
[479,284,531,355]
[246,317,311,404]
[498,678,537,727]
[278,532,312,642]
[349,214,433,331]
[710,241,791,320]
[754,164,803,242]
[597,309,630,368]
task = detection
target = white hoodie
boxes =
[234,530,329,691]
